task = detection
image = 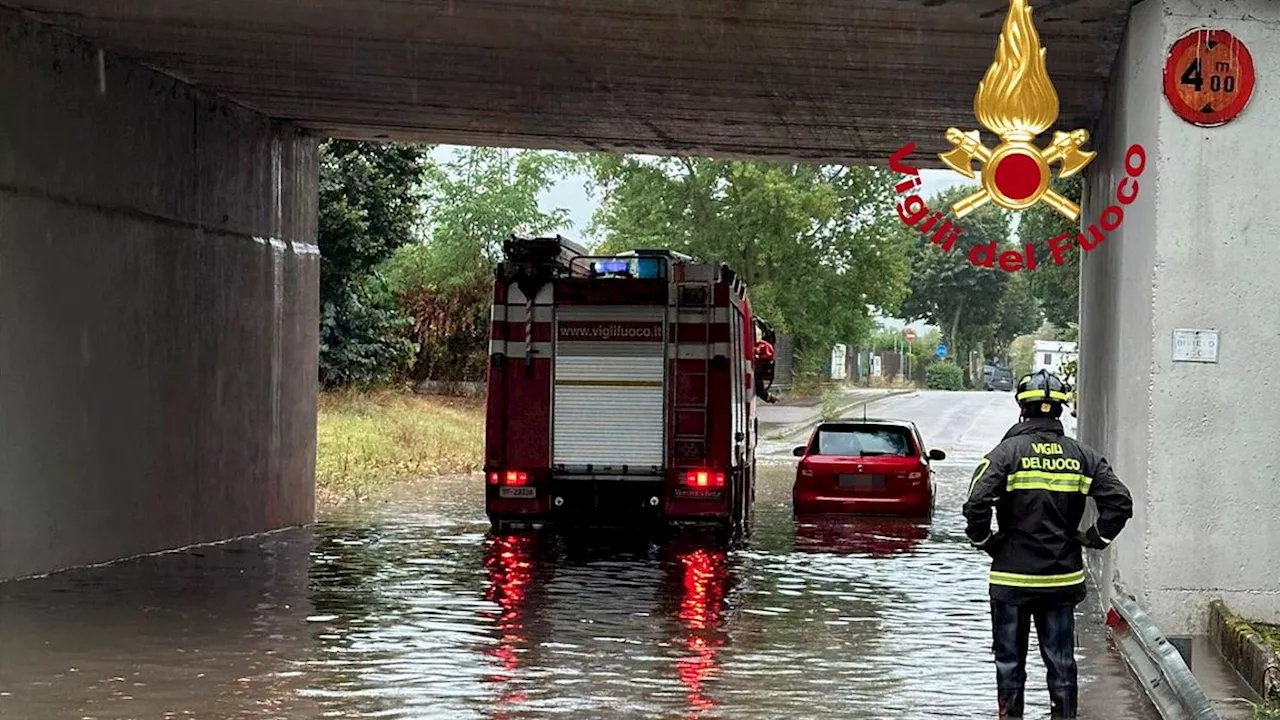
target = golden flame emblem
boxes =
[939,0,1094,220]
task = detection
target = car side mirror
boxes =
[793,446,807,457]
[928,449,946,461]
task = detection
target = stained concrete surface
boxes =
[0,12,320,579]
[1080,0,1280,635]
[3,0,1132,165]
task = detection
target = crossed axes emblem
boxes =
[940,127,1096,221]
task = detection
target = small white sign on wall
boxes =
[1172,329,1219,363]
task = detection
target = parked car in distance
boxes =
[983,363,1014,391]
[792,419,944,518]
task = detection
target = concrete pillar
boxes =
[1080,0,1280,634]
[0,11,319,579]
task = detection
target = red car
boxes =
[792,419,944,518]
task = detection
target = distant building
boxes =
[1032,340,1078,377]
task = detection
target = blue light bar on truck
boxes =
[592,260,631,275]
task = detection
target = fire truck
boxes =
[484,236,774,534]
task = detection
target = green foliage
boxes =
[1009,334,1036,380]
[1021,175,1083,328]
[925,361,964,390]
[986,272,1043,358]
[318,140,427,387]
[319,280,417,387]
[1059,357,1078,385]
[899,184,1043,384]
[583,155,912,366]
[379,147,574,381]
[868,325,912,351]
[820,389,844,421]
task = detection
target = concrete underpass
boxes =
[1,0,1278,712]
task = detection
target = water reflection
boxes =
[670,540,729,718]
[483,532,536,713]
[793,515,930,556]
[0,470,1156,720]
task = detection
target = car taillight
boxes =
[488,471,528,486]
[684,470,725,489]
[798,461,814,478]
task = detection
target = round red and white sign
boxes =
[1163,28,1256,127]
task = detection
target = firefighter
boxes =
[962,369,1133,720]
[754,339,778,403]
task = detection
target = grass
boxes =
[315,389,485,504]
[1252,622,1280,655]
[1253,702,1280,719]
[819,388,844,421]
[1249,622,1280,718]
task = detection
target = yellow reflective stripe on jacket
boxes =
[989,570,1085,587]
[968,457,991,497]
[1016,389,1071,403]
[1006,470,1093,493]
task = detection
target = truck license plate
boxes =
[499,486,536,499]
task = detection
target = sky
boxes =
[435,145,978,334]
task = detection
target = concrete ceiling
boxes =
[4,0,1134,167]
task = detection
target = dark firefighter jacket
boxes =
[962,417,1133,605]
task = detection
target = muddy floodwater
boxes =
[0,460,1154,719]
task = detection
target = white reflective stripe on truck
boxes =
[490,340,552,356]
[492,305,553,322]
[668,342,731,359]
[677,308,729,323]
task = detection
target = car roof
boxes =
[817,418,918,429]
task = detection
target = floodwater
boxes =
[0,392,1157,720]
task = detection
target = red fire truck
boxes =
[484,236,773,534]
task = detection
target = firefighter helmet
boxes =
[1016,369,1071,412]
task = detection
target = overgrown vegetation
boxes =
[315,390,485,503]
[926,361,964,390]
[896,185,1043,386]
[586,156,912,384]
[317,140,426,387]
[1021,175,1083,330]
[819,389,845,421]
[379,147,574,382]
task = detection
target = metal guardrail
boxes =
[1107,591,1220,719]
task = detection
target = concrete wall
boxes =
[0,12,320,579]
[1082,0,1280,634]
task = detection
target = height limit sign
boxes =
[1163,28,1256,128]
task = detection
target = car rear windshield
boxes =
[813,425,917,457]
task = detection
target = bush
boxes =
[318,284,417,388]
[926,361,964,390]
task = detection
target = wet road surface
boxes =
[0,391,1156,719]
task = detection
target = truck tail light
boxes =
[488,470,528,486]
[684,470,725,489]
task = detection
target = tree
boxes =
[317,140,426,387]
[1021,175,1083,328]
[584,155,912,376]
[898,184,1013,382]
[379,147,574,381]
[984,271,1043,360]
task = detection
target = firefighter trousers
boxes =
[990,597,1077,719]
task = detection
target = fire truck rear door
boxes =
[553,306,667,472]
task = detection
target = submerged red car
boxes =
[792,419,944,518]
